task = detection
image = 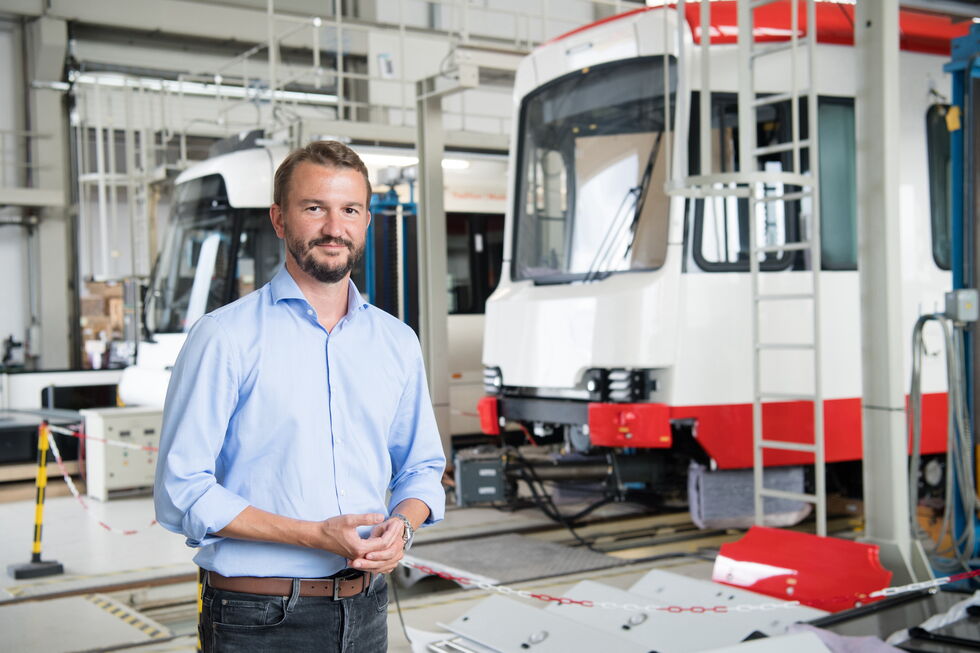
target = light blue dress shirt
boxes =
[154,266,446,578]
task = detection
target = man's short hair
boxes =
[273,140,372,207]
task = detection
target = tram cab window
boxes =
[926,104,952,270]
[522,149,568,274]
[234,210,284,297]
[690,94,857,272]
[146,174,284,334]
[148,175,235,333]
[513,56,676,283]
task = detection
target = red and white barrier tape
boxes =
[400,560,980,614]
[46,431,157,536]
[47,423,159,453]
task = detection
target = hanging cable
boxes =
[505,447,607,551]
[389,572,412,646]
[908,313,978,573]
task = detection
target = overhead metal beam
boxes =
[0,188,65,208]
[4,0,533,62]
[291,117,508,152]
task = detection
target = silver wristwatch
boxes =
[391,512,414,551]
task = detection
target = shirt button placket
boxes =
[325,332,342,510]
[329,333,349,508]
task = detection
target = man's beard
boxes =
[287,233,364,284]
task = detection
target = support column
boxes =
[855,0,930,583]
[25,16,74,369]
[415,77,451,457]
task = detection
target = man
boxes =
[155,140,446,652]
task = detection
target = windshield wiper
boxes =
[583,131,663,283]
[626,131,663,257]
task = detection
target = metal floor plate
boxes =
[705,631,830,652]
[441,594,649,653]
[628,568,827,622]
[546,579,823,652]
[408,533,626,585]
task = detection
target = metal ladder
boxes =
[737,0,826,536]
[667,0,827,534]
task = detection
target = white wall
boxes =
[0,21,30,354]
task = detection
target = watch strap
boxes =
[391,512,414,550]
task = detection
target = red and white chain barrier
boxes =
[47,423,159,452]
[400,560,980,614]
[39,421,980,592]
[46,430,157,536]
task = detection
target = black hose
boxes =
[507,450,611,552]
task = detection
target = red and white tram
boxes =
[476,2,969,487]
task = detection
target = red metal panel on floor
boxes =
[713,526,893,612]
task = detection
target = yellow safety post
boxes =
[197,566,204,651]
[7,421,64,579]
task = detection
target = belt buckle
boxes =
[331,569,371,600]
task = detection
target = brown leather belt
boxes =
[208,571,373,599]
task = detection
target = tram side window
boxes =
[818,99,857,271]
[447,212,505,315]
[690,93,797,272]
[447,214,475,313]
[690,94,857,272]
[926,104,952,270]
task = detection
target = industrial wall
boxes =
[0,0,624,369]
[0,19,29,360]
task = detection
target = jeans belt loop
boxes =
[361,572,374,596]
[285,578,301,612]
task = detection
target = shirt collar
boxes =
[270,265,306,304]
[345,278,369,315]
[270,265,370,316]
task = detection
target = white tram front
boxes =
[478,2,965,482]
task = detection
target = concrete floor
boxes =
[2,493,196,600]
[1,488,648,652]
[0,484,902,652]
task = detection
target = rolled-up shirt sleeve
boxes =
[154,315,249,547]
[386,339,447,525]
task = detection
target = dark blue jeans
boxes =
[200,575,388,652]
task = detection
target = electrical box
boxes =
[81,407,163,501]
[944,289,979,322]
[454,450,506,507]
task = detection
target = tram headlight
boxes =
[584,368,608,401]
[483,366,503,395]
[585,368,655,403]
[607,369,633,402]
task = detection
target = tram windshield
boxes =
[513,56,676,283]
[144,174,282,334]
